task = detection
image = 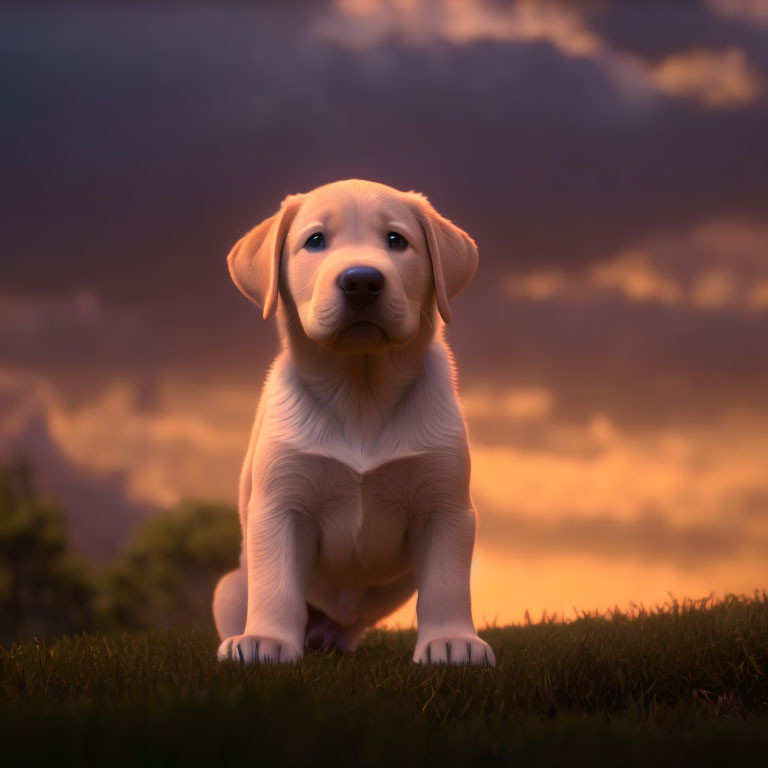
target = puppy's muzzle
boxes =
[337,266,384,307]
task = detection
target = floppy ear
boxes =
[227,194,304,319]
[409,193,479,324]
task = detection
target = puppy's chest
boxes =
[288,453,433,578]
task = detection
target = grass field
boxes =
[1,593,767,766]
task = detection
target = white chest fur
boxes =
[243,340,471,594]
[260,340,466,472]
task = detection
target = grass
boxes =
[1,593,767,767]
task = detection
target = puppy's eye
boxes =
[387,232,408,251]
[304,233,325,251]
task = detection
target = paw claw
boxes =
[413,635,495,667]
[217,635,302,665]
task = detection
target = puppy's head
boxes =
[227,179,478,352]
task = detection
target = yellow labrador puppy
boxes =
[214,179,494,666]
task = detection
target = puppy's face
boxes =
[282,184,432,352]
[227,179,479,349]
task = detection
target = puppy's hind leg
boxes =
[213,568,247,640]
[304,605,359,653]
[305,573,417,653]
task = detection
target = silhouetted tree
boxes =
[99,501,240,631]
[0,461,94,643]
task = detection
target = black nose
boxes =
[337,266,384,307]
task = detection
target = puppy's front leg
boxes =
[409,504,496,666]
[218,502,316,665]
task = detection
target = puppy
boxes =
[213,179,495,666]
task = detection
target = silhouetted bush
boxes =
[98,500,240,632]
[0,460,241,641]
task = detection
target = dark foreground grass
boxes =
[1,593,767,767]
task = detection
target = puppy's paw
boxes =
[217,634,302,665]
[413,635,496,666]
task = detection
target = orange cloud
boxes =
[505,220,768,312]
[748,280,768,310]
[503,269,570,301]
[452,394,768,626]
[469,409,768,530]
[13,374,254,509]
[706,0,768,26]
[650,48,762,108]
[462,386,555,421]
[322,0,601,56]
[318,0,763,108]
[690,269,737,310]
[589,251,681,305]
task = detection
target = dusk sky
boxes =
[1,0,767,627]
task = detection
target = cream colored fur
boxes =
[213,179,495,666]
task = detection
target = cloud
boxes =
[0,367,255,558]
[748,280,768,309]
[4,0,768,349]
[479,505,768,568]
[0,370,152,560]
[0,290,156,395]
[504,220,768,313]
[462,386,555,421]
[44,378,253,511]
[468,399,768,546]
[0,291,102,335]
[392,388,768,625]
[317,0,763,108]
[589,251,682,305]
[320,0,601,56]
[706,0,768,26]
[650,47,762,107]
